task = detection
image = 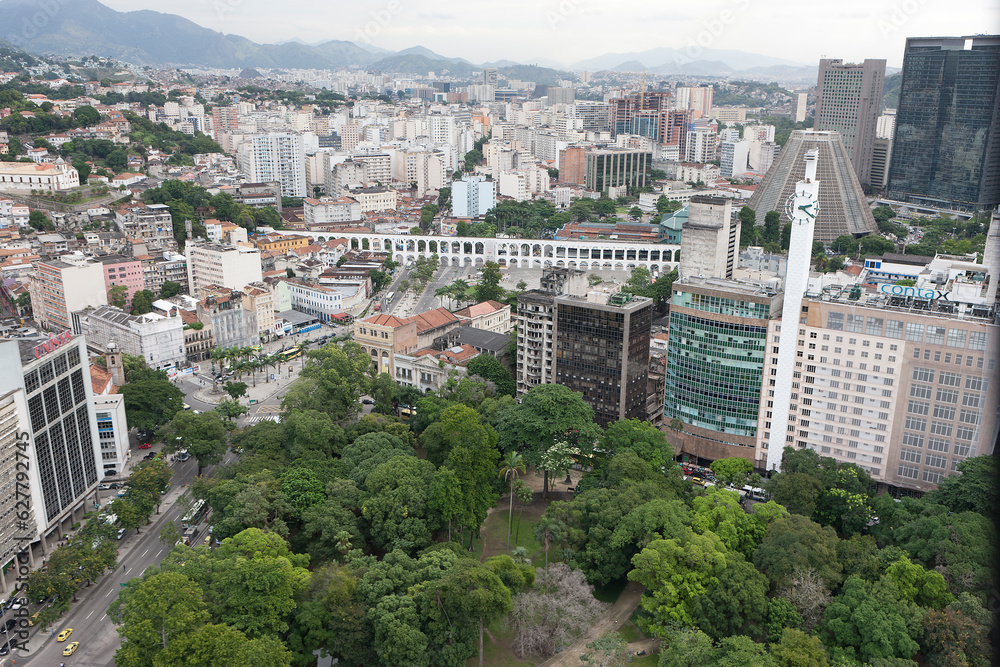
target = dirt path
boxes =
[535,581,646,667]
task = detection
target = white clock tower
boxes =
[766,149,820,473]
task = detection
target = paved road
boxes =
[7,448,240,667]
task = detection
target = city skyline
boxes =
[95,0,998,69]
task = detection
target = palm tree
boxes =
[434,285,453,309]
[498,452,526,552]
[209,348,227,375]
[533,516,563,589]
[296,341,309,370]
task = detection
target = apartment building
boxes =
[113,203,176,249]
[29,258,108,330]
[303,197,363,226]
[237,133,306,198]
[185,243,263,296]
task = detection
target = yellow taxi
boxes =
[28,611,40,626]
[57,628,73,641]
[63,641,79,656]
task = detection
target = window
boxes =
[846,315,864,333]
[925,454,946,469]
[938,371,962,387]
[968,331,987,351]
[885,320,903,338]
[965,376,988,391]
[866,317,883,336]
[930,421,953,437]
[958,410,981,425]
[933,405,955,420]
[946,329,967,348]
[956,425,977,442]
[897,464,919,479]
[901,432,924,448]
[922,469,944,484]
[905,322,924,342]
[907,400,929,415]
[912,367,934,382]
[899,448,922,464]
[927,438,949,453]
[925,326,946,345]
[904,416,926,431]
[910,384,932,399]
[827,312,844,330]
[962,393,982,408]
[936,388,959,404]
[953,443,974,457]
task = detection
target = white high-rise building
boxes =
[876,110,896,140]
[685,128,717,163]
[185,243,264,296]
[452,176,496,217]
[766,148,820,472]
[0,335,104,568]
[237,133,306,198]
[720,140,750,179]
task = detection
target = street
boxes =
[5,446,243,667]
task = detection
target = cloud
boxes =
[96,0,1000,68]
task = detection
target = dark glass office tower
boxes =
[554,293,653,427]
[887,35,1000,211]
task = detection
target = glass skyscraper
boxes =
[664,278,781,464]
[887,35,1000,211]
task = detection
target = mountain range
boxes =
[0,0,815,82]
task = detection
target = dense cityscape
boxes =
[0,1,995,665]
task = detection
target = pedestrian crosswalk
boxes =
[243,414,282,425]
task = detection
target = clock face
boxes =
[784,189,818,222]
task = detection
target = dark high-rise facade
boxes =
[815,58,886,186]
[584,149,651,195]
[887,35,1000,211]
[553,293,652,426]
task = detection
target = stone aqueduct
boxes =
[270,230,682,273]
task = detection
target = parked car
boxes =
[138,443,152,449]
[104,469,117,477]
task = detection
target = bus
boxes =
[182,499,207,525]
[280,348,302,362]
[385,291,396,303]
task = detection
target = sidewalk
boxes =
[184,325,341,408]
[14,480,190,657]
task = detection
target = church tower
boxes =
[106,341,126,387]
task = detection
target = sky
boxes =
[98,0,999,68]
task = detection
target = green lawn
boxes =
[465,507,550,567]
[617,620,644,643]
[631,653,658,665]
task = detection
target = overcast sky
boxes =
[99,0,998,68]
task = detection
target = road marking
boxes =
[106,589,113,597]
[101,614,106,621]
[86,611,93,619]
[156,549,162,558]
[141,549,148,557]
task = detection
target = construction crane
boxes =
[639,67,646,109]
